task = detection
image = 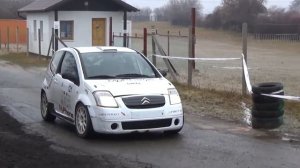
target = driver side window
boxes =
[60,52,79,85]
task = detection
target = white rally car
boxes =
[41,47,183,138]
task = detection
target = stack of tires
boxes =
[252,82,284,129]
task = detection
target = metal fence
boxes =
[252,34,300,42]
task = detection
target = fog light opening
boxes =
[174,119,180,126]
[111,123,118,130]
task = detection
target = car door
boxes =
[59,52,80,121]
[47,50,65,110]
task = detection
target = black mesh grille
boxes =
[122,96,165,109]
[122,119,172,130]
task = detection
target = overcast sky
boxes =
[123,0,293,14]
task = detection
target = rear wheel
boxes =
[40,92,56,122]
[75,103,94,138]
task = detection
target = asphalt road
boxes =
[0,61,299,168]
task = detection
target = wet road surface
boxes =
[0,61,299,168]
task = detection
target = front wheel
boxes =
[75,103,94,138]
[40,92,56,122]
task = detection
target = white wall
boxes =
[27,12,53,56]
[27,11,131,56]
[57,11,124,49]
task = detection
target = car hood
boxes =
[84,78,173,96]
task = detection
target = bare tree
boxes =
[166,0,202,26]
[0,0,34,19]
[203,0,267,31]
[290,0,300,11]
[128,7,152,21]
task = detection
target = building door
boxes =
[92,18,106,46]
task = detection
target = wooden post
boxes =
[0,29,2,49]
[191,8,196,70]
[54,11,58,51]
[16,27,19,53]
[123,11,127,47]
[52,28,55,55]
[143,28,147,56]
[242,23,248,95]
[109,17,113,46]
[167,31,170,56]
[153,35,178,82]
[47,29,54,58]
[151,25,157,66]
[7,27,9,52]
[26,28,29,56]
[188,28,193,87]
[38,29,41,57]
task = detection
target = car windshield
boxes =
[80,52,159,79]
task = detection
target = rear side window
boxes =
[50,51,65,74]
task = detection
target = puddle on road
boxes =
[240,102,300,144]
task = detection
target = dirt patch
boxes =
[0,106,151,168]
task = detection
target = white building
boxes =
[150,12,157,22]
[18,0,138,56]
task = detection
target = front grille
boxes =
[122,95,165,109]
[122,119,172,130]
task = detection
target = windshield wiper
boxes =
[87,75,116,79]
[116,73,153,78]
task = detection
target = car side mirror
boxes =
[62,72,79,85]
[159,69,168,77]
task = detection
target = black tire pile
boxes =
[251,82,284,129]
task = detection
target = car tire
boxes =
[252,82,283,94]
[252,101,284,111]
[252,116,283,129]
[75,103,94,138]
[251,109,284,118]
[252,91,284,104]
[40,92,56,122]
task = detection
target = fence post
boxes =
[143,28,147,56]
[0,29,1,49]
[151,25,156,66]
[52,28,55,56]
[7,27,9,52]
[167,30,170,56]
[16,26,19,53]
[242,23,248,95]
[188,27,193,87]
[38,29,41,57]
[26,28,29,56]
[191,8,196,70]
[109,17,113,46]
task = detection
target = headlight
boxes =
[93,91,118,108]
[168,88,181,105]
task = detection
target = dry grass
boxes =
[174,82,251,122]
[0,52,49,68]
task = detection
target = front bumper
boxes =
[90,115,184,134]
[87,96,183,134]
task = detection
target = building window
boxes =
[60,21,74,40]
[33,20,37,40]
[40,21,43,41]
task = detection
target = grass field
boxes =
[131,21,300,96]
[130,21,300,132]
